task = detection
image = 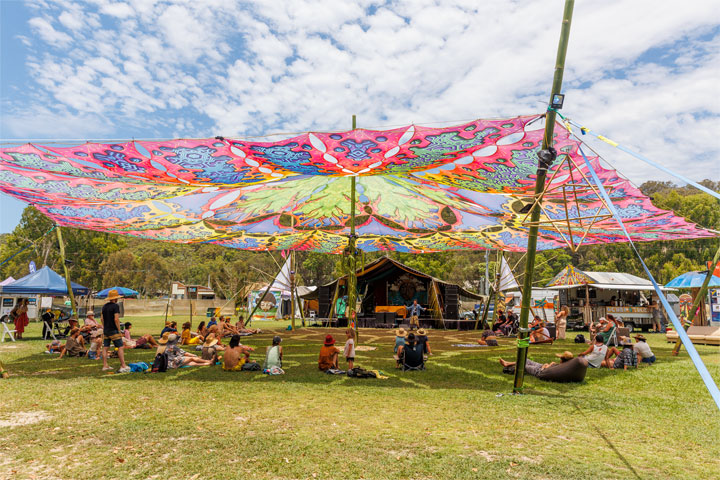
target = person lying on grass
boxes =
[181,322,203,345]
[235,316,261,334]
[159,333,214,369]
[318,334,340,371]
[223,334,254,371]
[604,337,637,370]
[498,350,574,376]
[123,322,159,349]
[59,328,87,359]
[577,335,608,368]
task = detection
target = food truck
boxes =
[547,269,673,332]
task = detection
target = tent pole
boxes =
[55,226,78,318]
[347,114,359,344]
[513,0,575,394]
[673,242,720,355]
[494,250,501,327]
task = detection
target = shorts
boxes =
[88,351,98,359]
[410,315,419,325]
[135,336,148,347]
[346,357,355,362]
[641,355,656,364]
[103,332,123,348]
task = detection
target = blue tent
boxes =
[0,266,89,296]
[665,271,720,289]
[95,286,139,298]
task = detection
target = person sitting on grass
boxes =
[578,335,608,368]
[223,334,254,371]
[264,336,283,371]
[604,337,637,370]
[236,316,261,334]
[160,333,214,369]
[201,333,225,363]
[161,321,178,336]
[318,334,340,371]
[393,328,407,367]
[633,334,655,364]
[477,330,499,346]
[87,334,102,360]
[122,322,159,349]
[59,328,87,358]
[529,320,553,344]
[416,328,433,356]
[196,321,207,338]
[181,322,203,345]
[498,350,574,377]
[396,333,424,369]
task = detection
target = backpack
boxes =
[241,361,261,371]
[574,334,586,344]
[151,352,168,372]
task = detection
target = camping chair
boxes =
[41,311,58,341]
[1,316,16,342]
[401,344,426,371]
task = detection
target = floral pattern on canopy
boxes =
[0,115,713,253]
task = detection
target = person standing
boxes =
[555,305,568,340]
[11,298,29,340]
[101,289,129,373]
[408,299,425,330]
[343,329,356,370]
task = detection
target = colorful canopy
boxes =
[546,265,594,287]
[0,115,713,253]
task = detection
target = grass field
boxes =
[1,316,719,480]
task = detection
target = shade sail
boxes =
[0,266,89,295]
[0,115,713,253]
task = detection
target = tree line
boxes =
[0,180,717,299]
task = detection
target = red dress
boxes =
[14,308,29,334]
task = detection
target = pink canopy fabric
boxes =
[0,115,713,253]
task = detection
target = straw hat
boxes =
[203,333,218,348]
[86,311,95,318]
[555,351,574,360]
[106,289,123,301]
[633,334,647,342]
[417,328,427,336]
[395,328,407,337]
[158,332,171,345]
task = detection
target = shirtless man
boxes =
[222,334,254,371]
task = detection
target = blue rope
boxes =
[568,119,720,202]
[578,145,720,410]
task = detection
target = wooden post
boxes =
[513,0,575,394]
[55,226,78,318]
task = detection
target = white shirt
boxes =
[344,338,355,358]
[633,342,653,358]
[586,344,608,368]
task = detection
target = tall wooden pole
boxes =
[55,226,77,318]
[348,114,359,343]
[673,243,720,355]
[513,0,575,394]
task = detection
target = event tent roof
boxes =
[0,276,16,286]
[547,267,672,291]
[0,115,713,254]
[0,266,89,296]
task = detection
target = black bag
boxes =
[574,334,586,344]
[151,352,168,372]
[347,367,376,378]
[241,361,261,371]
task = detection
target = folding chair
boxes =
[402,344,426,371]
[1,320,16,342]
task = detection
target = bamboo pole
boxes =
[55,226,78,318]
[347,114,359,343]
[494,250,501,327]
[672,243,720,355]
[513,0,575,394]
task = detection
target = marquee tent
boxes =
[0,266,89,296]
[0,115,713,254]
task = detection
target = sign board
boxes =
[29,261,36,273]
[711,289,720,326]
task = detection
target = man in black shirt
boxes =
[101,289,129,373]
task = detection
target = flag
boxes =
[498,255,519,292]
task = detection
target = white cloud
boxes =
[3,0,719,186]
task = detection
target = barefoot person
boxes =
[161,334,215,369]
[318,334,340,371]
[101,289,129,373]
[498,351,574,378]
[223,334,254,371]
[10,298,29,340]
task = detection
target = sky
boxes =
[0,0,718,233]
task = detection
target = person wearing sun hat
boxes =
[416,328,433,357]
[101,289,130,373]
[632,334,655,364]
[318,334,340,371]
[201,333,224,362]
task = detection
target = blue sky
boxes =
[1,0,719,233]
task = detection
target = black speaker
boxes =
[385,312,396,323]
[376,312,385,323]
[446,304,459,319]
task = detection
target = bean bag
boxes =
[536,356,588,383]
